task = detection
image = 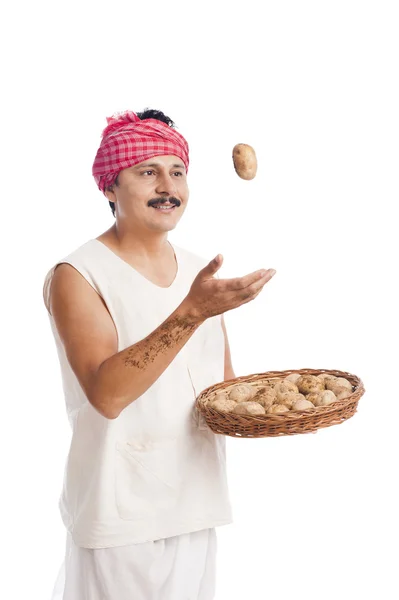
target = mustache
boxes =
[147,197,181,208]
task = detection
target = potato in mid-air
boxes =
[232,143,257,180]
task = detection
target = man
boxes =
[43,109,276,599]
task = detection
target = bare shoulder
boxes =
[49,263,118,410]
[49,262,107,316]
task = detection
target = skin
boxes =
[49,154,275,418]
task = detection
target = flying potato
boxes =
[232,143,257,180]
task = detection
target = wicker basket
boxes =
[195,368,365,438]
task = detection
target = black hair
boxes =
[136,109,175,127]
[107,108,175,217]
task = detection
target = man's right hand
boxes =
[183,255,276,322]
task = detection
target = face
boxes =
[105,155,189,232]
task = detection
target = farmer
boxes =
[43,108,275,599]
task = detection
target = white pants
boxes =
[50,528,217,600]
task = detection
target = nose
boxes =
[155,171,178,197]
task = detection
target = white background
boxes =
[1,1,398,598]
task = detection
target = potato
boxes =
[253,388,276,410]
[317,373,337,383]
[306,392,323,405]
[233,401,266,416]
[267,379,284,388]
[335,389,352,400]
[259,397,276,411]
[253,381,274,390]
[232,143,257,180]
[279,392,306,409]
[229,383,256,403]
[253,385,276,395]
[332,377,352,391]
[267,404,290,415]
[211,397,238,413]
[211,391,230,403]
[311,390,337,407]
[285,373,302,384]
[296,375,325,395]
[292,399,315,411]
[274,381,299,400]
[326,377,353,396]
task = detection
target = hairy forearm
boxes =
[92,300,204,419]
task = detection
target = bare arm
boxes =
[48,255,275,419]
[93,304,202,418]
[49,264,204,419]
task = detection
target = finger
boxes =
[240,284,264,306]
[199,255,224,279]
[244,270,276,294]
[222,269,275,292]
[239,273,272,300]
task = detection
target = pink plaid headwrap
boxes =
[92,111,190,193]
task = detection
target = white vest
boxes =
[43,239,233,548]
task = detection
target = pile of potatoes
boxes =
[208,373,354,416]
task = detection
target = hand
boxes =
[183,255,276,322]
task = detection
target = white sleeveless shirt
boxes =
[43,239,233,549]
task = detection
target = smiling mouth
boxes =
[151,204,176,211]
[148,197,181,210]
[149,198,181,211]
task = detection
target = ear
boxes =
[104,187,116,203]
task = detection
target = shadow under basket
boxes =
[195,368,365,438]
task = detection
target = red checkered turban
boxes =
[92,111,190,193]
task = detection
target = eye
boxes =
[173,171,183,177]
[142,170,155,176]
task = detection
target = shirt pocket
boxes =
[115,438,183,520]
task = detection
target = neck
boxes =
[108,223,169,257]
